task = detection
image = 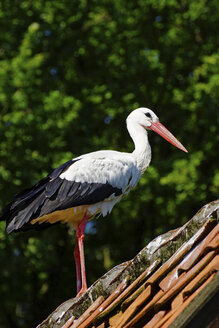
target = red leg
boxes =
[74,213,89,297]
[74,239,82,293]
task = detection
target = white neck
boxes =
[127,120,152,173]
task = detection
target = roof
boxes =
[38,200,219,328]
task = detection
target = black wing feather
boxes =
[68,182,80,197]
[0,160,74,231]
[1,158,122,234]
[58,180,73,202]
[45,178,63,198]
[49,159,75,179]
[10,177,49,210]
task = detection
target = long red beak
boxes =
[148,121,188,153]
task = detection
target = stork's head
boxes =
[127,107,188,153]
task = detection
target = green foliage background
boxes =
[0,0,218,327]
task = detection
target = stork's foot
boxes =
[76,284,88,297]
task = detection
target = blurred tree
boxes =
[0,0,218,327]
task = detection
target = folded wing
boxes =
[1,153,137,233]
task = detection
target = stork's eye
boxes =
[145,112,152,118]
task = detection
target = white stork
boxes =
[1,107,187,296]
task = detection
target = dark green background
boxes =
[0,1,218,327]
